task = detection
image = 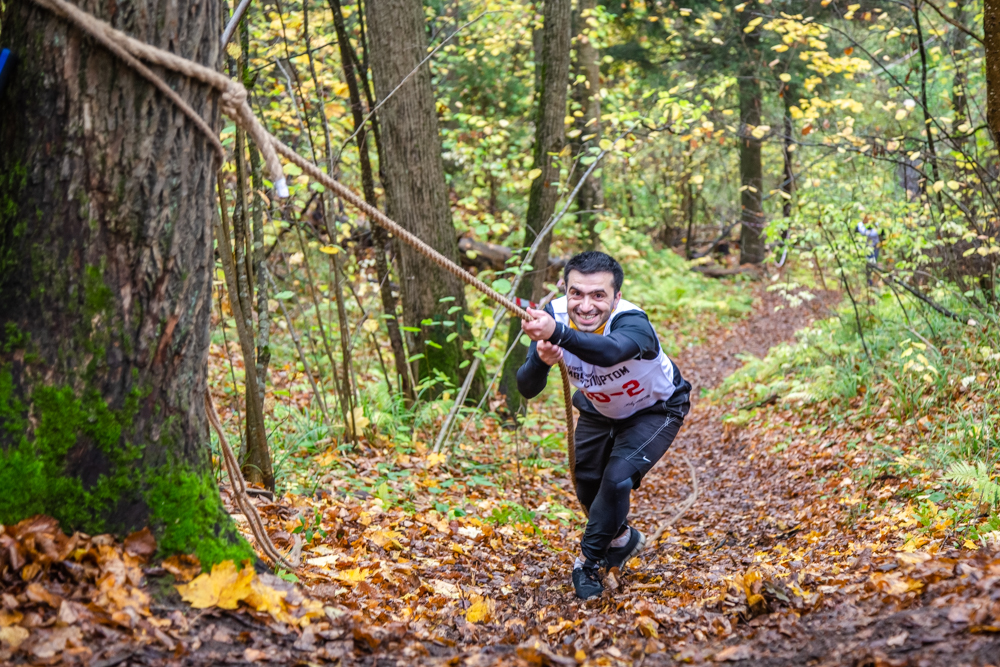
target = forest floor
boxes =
[7,283,1000,666]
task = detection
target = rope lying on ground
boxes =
[205,392,298,570]
[28,0,704,560]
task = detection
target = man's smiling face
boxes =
[565,270,620,333]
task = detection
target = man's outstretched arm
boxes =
[516,340,553,399]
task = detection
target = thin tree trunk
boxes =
[366,0,479,395]
[235,15,273,491]
[499,0,573,418]
[951,0,969,152]
[986,0,1000,151]
[571,0,603,250]
[913,1,943,190]
[781,82,796,220]
[0,0,251,564]
[330,0,412,402]
[738,3,766,265]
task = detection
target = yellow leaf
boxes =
[932,181,945,193]
[465,596,494,623]
[333,567,370,585]
[947,180,961,191]
[895,109,908,120]
[319,245,341,254]
[217,564,255,610]
[691,174,704,185]
[369,529,403,550]
[425,452,447,467]
[779,73,791,82]
[362,319,380,333]
[176,560,254,610]
[526,168,542,181]
[743,17,763,32]
[0,625,29,649]
[547,618,574,635]
[244,577,290,622]
[964,539,979,550]
[346,407,370,433]
[772,44,789,52]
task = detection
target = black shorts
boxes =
[574,402,687,491]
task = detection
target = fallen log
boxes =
[691,264,761,279]
[458,237,567,281]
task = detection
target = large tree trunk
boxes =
[0,0,251,565]
[366,0,476,392]
[571,0,604,251]
[329,0,412,403]
[738,4,766,265]
[499,0,572,418]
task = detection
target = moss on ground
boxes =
[0,360,252,568]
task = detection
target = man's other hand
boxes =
[536,340,563,366]
[522,308,557,341]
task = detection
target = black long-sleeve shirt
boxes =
[516,303,690,417]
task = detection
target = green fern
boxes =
[945,461,1000,502]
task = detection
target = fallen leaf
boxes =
[636,615,659,638]
[0,625,29,649]
[715,644,753,661]
[162,554,202,583]
[123,527,157,560]
[885,631,908,647]
[465,595,495,624]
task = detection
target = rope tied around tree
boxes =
[26,0,700,567]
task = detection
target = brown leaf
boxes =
[162,554,201,583]
[123,528,157,560]
[715,644,753,661]
[25,583,61,608]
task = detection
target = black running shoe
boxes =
[605,526,646,571]
[572,566,604,600]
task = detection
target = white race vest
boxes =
[552,296,676,419]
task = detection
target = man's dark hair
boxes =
[563,251,624,293]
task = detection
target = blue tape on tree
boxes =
[0,49,15,97]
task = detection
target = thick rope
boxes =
[30,0,592,550]
[33,0,289,197]
[206,392,298,570]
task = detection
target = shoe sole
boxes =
[619,530,647,570]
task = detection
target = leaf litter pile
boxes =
[5,288,1000,665]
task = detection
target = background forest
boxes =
[214,0,999,526]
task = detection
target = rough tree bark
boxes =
[571,0,604,251]
[498,0,572,418]
[329,0,412,402]
[738,3,766,265]
[0,0,251,565]
[365,0,477,392]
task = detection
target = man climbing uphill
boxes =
[517,251,691,600]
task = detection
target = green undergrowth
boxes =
[712,282,1000,546]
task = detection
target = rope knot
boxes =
[220,82,247,111]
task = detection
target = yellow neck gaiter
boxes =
[569,319,607,335]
